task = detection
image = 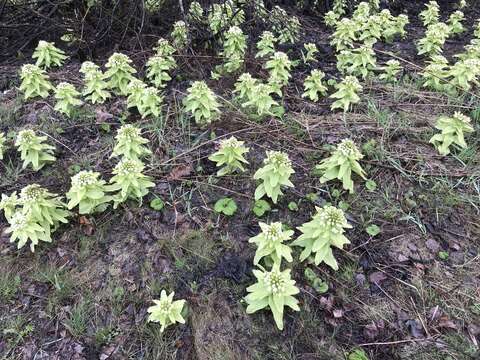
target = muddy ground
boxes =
[1,1,480,359]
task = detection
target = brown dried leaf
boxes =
[167,164,193,181]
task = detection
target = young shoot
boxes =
[217,26,247,74]
[111,124,151,160]
[292,205,351,270]
[379,59,402,83]
[256,31,276,58]
[126,79,147,110]
[66,171,112,214]
[0,132,6,160]
[5,211,52,252]
[419,1,440,27]
[109,158,155,208]
[242,83,279,117]
[171,21,188,49]
[270,6,300,44]
[233,73,258,102]
[139,87,163,118]
[265,51,292,96]
[188,1,204,23]
[147,290,186,333]
[417,22,451,56]
[105,53,137,96]
[316,139,366,193]
[302,69,328,102]
[208,136,249,176]
[330,18,358,52]
[32,40,67,69]
[183,81,221,126]
[429,112,474,155]
[447,58,480,92]
[337,44,376,79]
[448,10,465,35]
[330,76,362,112]
[245,265,300,330]
[15,130,55,171]
[302,43,318,63]
[421,55,450,91]
[248,222,294,266]
[146,54,176,88]
[53,82,83,118]
[80,61,111,104]
[19,64,52,100]
[254,151,294,204]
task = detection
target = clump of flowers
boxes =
[15,130,56,171]
[417,22,451,56]
[419,1,440,27]
[245,265,300,330]
[2,184,69,252]
[330,76,362,112]
[421,55,450,91]
[447,10,465,35]
[171,20,188,49]
[379,59,402,83]
[140,87,163,118]
[270,6,300,44]
[256,31,276,59]
[302,69,328,102]
[19,64,52,100]
[302,43,318,63]
[53,82,83,117]
[108,158,155,208]
[105,53,137,96]
[32,40,67,69]
[216,26,247,75]
[242,83,279,117]
[66,171,112,214]
[447,58,480,92]
[429,112,474,155]
[337,44,376,79]
[292,205,351,270]
[208,1,244,36]
[208,136,249,176]
[147,290,186,333]
[154,38,176,58]
[79,61,111,104]
[111,124,151,160]
[249,222,293,266]
[183,81,221,126]
[126,79,147,110]
[0,132,6,160]
[316,139,366,193]
[233,73,258,102]
[265,51,292,96]
[254,151,294,204]
[146,54,176,88]
[331,18,358,51]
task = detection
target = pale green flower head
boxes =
[0,132,6,160]
[19,64,52,99]
[79,61,99,75]
[111,124,151,160]
[245,265,300,330]
[147,290,186,333]
[254,151,294,204]
[336,139,363,160]
[0,192,19,221]
[317,205,351,234]
[154,38,176,57]
[32,40,67,69]
[67,171,111,214]
[15,130,56,171]
[54,82,83,117]
[6,210,52,252]
[208,136,249,176]
[249,222,294,265]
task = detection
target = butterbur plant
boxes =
[108,159,155,208]
[245,265,300,330]
[32,40,67,69]
[242,83,279,117]
[421,55,449,91]
[331,18,358,52]
[183,81,221,125]
[447,58,480,92]
[0,192,19,221]
[154,38,176,58]
[316,139,366,193]
[254,151,294,204]
[19,184,69,233]
[147,290,186,333]
[379,59,402,83]
[217,26,247,74]
[171,21,188,49]
[292,205,351,270]
[302,69,328,102]
[146,54,176,88]
[417,22,450,56]
[111,124,151,160]
[5,211,52,252]
[248,222,293,265]
[270,6,300,44]
[265,51,292,96]
[429,112,474,155]
[126,79,147,110]
[302,43,318,63]
[15,130,55,171]
[138,87,163,118]
[233,73,258,102]
[419,1,440,27]
[19,64,52,100]
[53,82,83,117]
[208,136,249,176]
[337,44,376,79]
[80,61,111,104]
[330,76,362,112]
[105,53,137,96]
[256,31,276,59]
[448,11,465,34]
[66,171,112,214]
